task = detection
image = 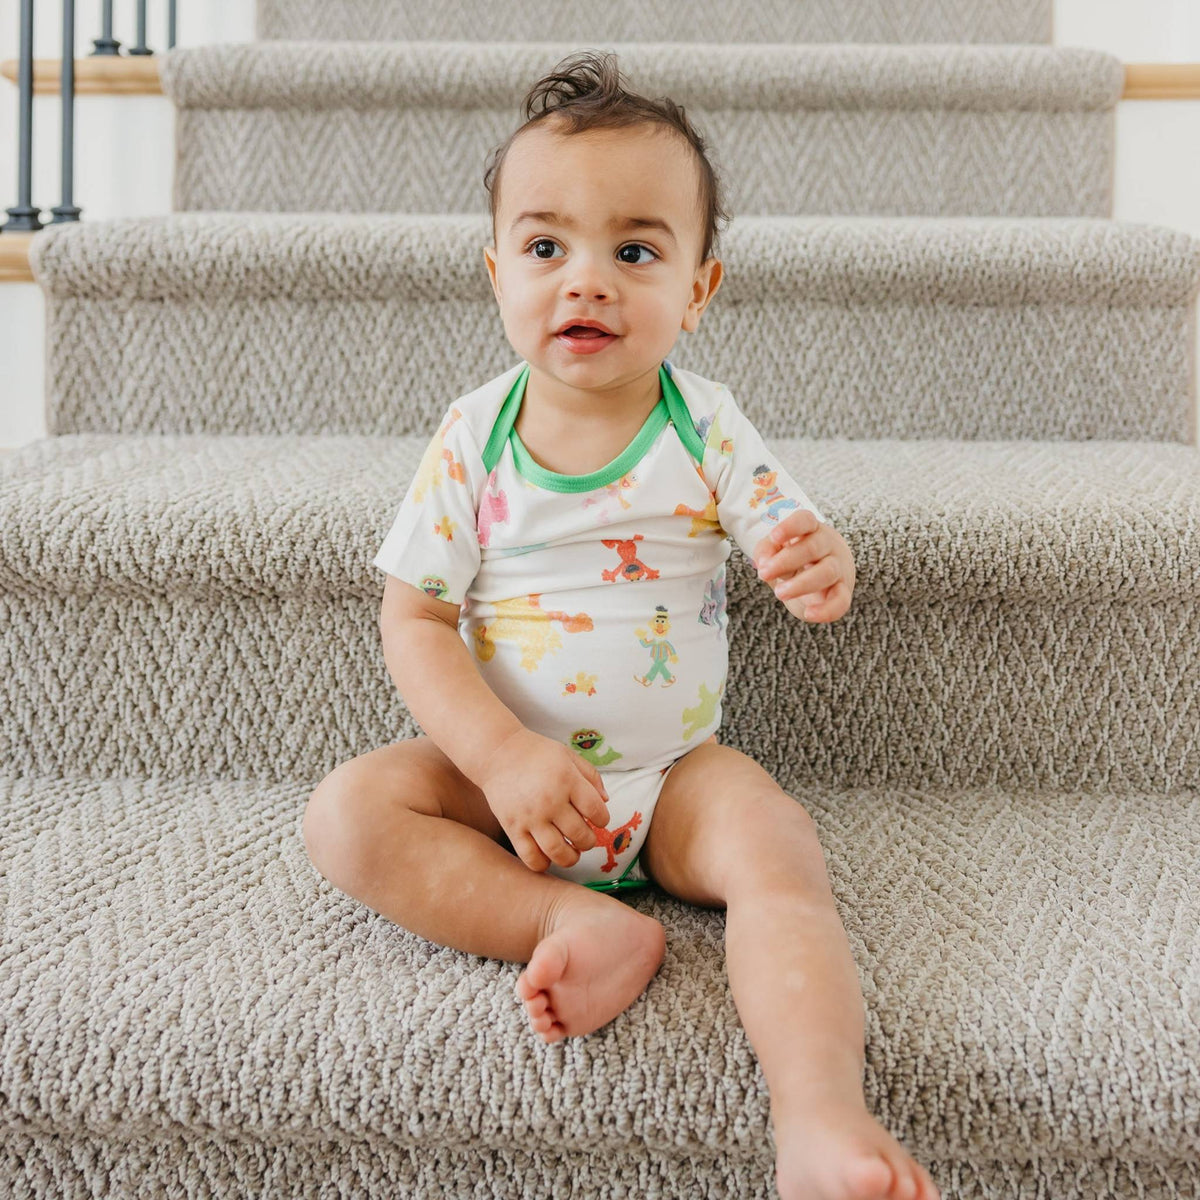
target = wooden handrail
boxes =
[1123,63,1200,99]
[2,57,1200,99]
[0,56,160,95]
[0,232,35,283]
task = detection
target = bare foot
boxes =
[515,892,666,1043]
[771,1094,941,1200]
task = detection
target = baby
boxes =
[304,49,939,1200]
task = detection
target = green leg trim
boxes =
[583,851,651,894]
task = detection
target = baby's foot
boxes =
[515,892,666,1043]
[772,1094,941,1200]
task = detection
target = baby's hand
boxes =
[754,510,856,622]
[476,729,611,873]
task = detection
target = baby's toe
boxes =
[843,1154,891,1196]
[895,1165,919,1200]
[524,993,550,1017]
[916,1165,940,1200]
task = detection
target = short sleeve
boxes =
[700,384,827,564]
[372,404,482,606]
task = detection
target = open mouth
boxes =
[556,325,618,353]
[560,326,613,338]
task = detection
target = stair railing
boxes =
[0,0,177,235]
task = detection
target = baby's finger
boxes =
[512,829,551,873]
[533,822,580,868]
[576,757,610,803]
[556,806,598,851]
[571,773,611,829]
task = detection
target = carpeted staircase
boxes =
[2,0,1198,1196]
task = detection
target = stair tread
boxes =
[30,212,1200,305]
[0,768,1194,1158]
[161,41,1123,112]
[2,432,1197,600]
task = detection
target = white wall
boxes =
[1,0,1199,448]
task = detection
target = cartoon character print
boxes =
[583,810,644,875]
[571,729,622,766]
[477,466,510,547]
[682,679,724,741]
[473,595,593,672]
[634,605,678,687]
[698,568,727,628]
[419,575,450,601]
[562,672,598,697]
[412,406,468,502]
[749,463,800,525]
[695,407,733,459]
[563,732,644,873]
[600,534,660,583]
[672,462,723,538]
[581,470,640,523]
[408,408,471,587]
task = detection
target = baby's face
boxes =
[484,120,722,395]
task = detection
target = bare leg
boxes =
[637,741,940,1200]
[303,751,665,1040]
[725,858,940,1200]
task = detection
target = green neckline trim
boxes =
[482,361,704,492]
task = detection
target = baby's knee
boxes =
[302,762,358,879]
[302,752,406,883]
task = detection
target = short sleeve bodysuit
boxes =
[373,358,826,776]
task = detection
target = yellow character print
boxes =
[634,605,678,688]
[562,671,599,697]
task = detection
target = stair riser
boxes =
[174,108,1115,220]
[3,585,1193,789]
[38,222,1200,441]
[256,0,1054,44]
[161,44,1121,219]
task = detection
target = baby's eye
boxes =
[617,243,657,265]
[524,239,658,265]
[527,239,562,260]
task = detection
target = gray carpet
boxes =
[255,0,1055,45]
[162,42,1123,217]
[3,0,1199,1196]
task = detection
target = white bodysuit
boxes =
[373,358,826,894]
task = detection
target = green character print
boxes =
[419,575,449,600]
[571,729,623,767]
[634,605,678,688]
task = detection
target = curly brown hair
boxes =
[483,49,730,269]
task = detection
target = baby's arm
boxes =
[380,575,524,787]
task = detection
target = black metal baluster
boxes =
[50,0,81,224]
[91,0,120,55]
[168,0,176,50]
[2,0,42,233]
[129,0,151,54]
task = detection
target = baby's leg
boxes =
[303,734,665,1039]
[641,742,941,1200]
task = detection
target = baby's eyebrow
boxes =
[509,210,677,244]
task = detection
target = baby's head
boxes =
[482,50,729,389]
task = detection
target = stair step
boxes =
[0,766,1194,1196]
[27,213,1200,441]
[2,431,1197,787]
[160,43,1123,217]
[255,0,1054,44]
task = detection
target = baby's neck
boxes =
[521,363,663,430]
[515,364,665,476]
